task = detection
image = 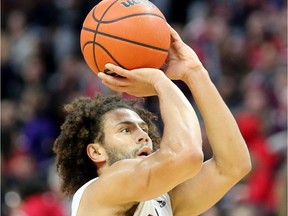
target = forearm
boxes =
[184,67,251,177]
[154,76,202,152]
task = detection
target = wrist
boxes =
[183,66,210,85]
[154,74,174,94]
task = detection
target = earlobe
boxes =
[86,143,106,164]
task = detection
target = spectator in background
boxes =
[236,112,281,214]
[10,177,66,216]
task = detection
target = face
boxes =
[100,108,153,166]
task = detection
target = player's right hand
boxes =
[98,63,169,97]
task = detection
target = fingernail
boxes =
[104,68,110,74]
[105,63,112,68]
[97,73,103,78]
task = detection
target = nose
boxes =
[135,130,149,144]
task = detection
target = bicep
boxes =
[170,159,239,216]
[89,151,195,206]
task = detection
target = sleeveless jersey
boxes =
[71,178,173,216]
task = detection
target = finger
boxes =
[168,25,182,42]
[105,63,130,78]
[98,72,129,87]
[101,80,126,93]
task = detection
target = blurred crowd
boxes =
[1,0,287,216]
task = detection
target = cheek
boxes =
[104,144,137,165]
[105,135,135,152]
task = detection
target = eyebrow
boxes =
[116,120,148,127]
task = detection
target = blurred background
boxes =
[1,0,287,215]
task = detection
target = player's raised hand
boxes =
[98,63,169,97]
[165,26,205,82]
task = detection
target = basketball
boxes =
[80,0,170,74]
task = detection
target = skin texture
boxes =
[56,25,251,216]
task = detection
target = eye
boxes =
[120,128,130,133]
[141,126,149,133]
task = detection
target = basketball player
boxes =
[53,26,251,216]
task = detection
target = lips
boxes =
[136,146,152,157]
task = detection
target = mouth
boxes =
[136,146,152,158]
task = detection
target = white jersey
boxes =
[71,178,173,216]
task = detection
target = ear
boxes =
[86,143,106,164]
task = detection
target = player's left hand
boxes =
[98,63,167,97]
[164,26,205,83]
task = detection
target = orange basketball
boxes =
[80,0,170,74]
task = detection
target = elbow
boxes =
[181,147,204,176]
[240,156,252,177]
[165,134,203,176]
[193,151,204,174]
[237,148,253,178]
[184,138,204,175]
[231,155,252,180]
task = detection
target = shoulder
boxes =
[71,178,98,216]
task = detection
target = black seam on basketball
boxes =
[92,0,120,72]
[91,13,165,23]
[82,41,124,68]
[82,27,169,52]
[92,6,100,72]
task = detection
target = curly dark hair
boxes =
[53,94,161,197]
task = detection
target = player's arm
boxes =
[86,67,203,206]
[165,26,252,216]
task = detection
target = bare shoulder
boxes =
[76,159,141,215]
